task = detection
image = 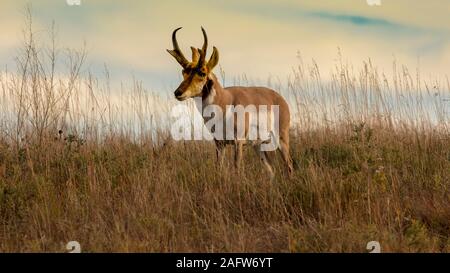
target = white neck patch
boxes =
[194,85,217,114]
[203,86,216,107]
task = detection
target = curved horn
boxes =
[201,27,208,55]
[196,27,208,67]
[167,27,190,68]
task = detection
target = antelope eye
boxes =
[197,71,206,77]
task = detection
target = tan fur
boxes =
[204,74,293,179]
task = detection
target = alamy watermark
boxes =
[66,0,81,6]
[66,241,81,253]
[366,0,381,6]
[366,241,381,253]
[170,98,280,151]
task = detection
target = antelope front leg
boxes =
[253,145,275,182]
[214,140,226,170]
[234,140,244,172]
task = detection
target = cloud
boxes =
[307,11,416,31]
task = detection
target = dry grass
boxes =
[0,10,448,252]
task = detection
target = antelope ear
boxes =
[190,47,200,65]
[207,46,219,71]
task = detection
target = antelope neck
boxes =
[201,74,228,107]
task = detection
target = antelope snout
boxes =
[174,89,184,100]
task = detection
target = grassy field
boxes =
[0,125,449,252]
[0,13,449,252]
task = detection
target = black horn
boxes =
[196,27,209,67]
[167,27,190,68]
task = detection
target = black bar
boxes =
[0,253,446,272]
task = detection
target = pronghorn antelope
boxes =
[167,27,293,179]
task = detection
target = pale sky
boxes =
[0,0,449,91]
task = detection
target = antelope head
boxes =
[167,27,219,101]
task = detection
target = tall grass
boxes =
[0,11,448,252]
